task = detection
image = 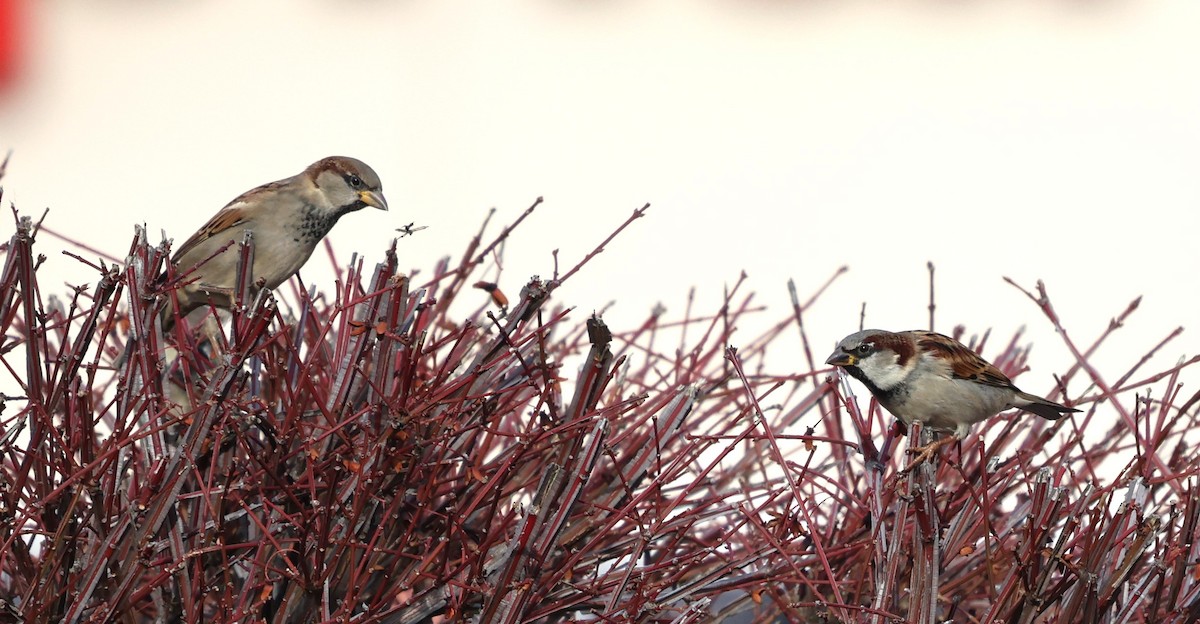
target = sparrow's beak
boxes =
[825,351,855,367]
[359,190,389,211]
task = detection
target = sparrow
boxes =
[161,156,388,328]
[825,329,1078,466]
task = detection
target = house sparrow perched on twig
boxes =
[162,156,388,328]
[825,329,1079,467]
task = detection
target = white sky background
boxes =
[1,1,1198,416]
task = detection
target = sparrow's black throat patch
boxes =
[294,204,342,244]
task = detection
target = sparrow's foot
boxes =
[902,435,958,473]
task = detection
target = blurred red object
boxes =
[0,0,17,88]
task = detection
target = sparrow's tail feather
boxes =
[1015,391,1080,421]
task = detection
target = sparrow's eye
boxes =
[854,344,873,356]
[347,175,364,189]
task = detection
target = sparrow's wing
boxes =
[172,207,247,263]
[171,179,288,263]
[913,331,1016,390]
